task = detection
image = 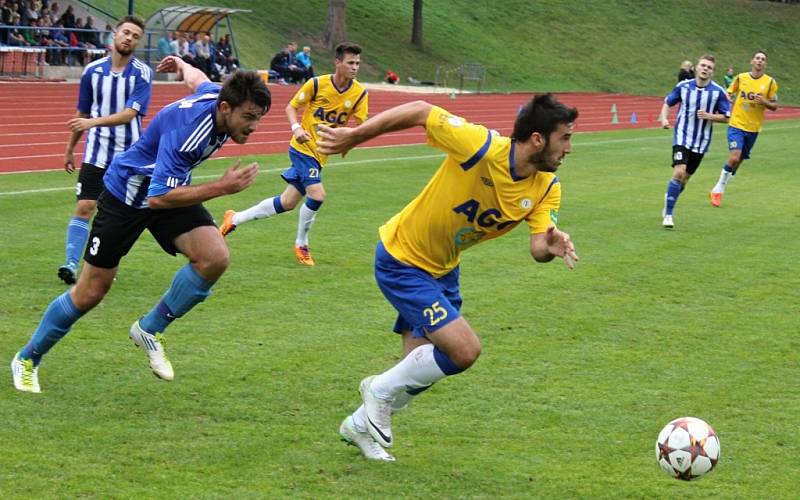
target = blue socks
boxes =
[304,197,323,211]
[20,292,85,364]
[664,179,683,216]
[273,196,287,214]
[139,264,214,333]
[433,345,464,375]
[65,216,90,265]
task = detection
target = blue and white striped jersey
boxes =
[103,82,229,209]
[664,79,731,154]
[78,56,153,168]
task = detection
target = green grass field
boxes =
[122,0,800,103]
[0,121,798,497]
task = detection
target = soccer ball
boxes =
[655,416,720,480]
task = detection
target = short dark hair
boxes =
[116,15,145,32]
[335,42,362,60]
[752,50,768,59]
[218,70,271,113]
[511,94,578,142]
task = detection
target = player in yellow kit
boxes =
[220,43,368,265]
[317,95,580,461]
[710,50,778,207]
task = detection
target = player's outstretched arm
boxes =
[530,226,579,269]
[147,159,259,209]
[157,55,210,94]
[317,100,432,156]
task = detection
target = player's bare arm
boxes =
[696,110,729,123]
[147,160,259,209]
[753,94,778,111]
[286,103,311,143]
[64,110,89,173]
[67,108,139,132]
[317,100,432,155]
[659,103,671,129]
[157,55,209,93]
[530,226,579,269]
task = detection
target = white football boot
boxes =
[129,321,174,381]
[339,416,396,462]
[360,375,394,447]
[11,352,41,393]
[662,214,674,228]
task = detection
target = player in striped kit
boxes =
[11,57,270,393]
[659,54,730,228]
[58,16,153,285]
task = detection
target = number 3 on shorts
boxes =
[89,236,101,256]
[423,301,448,326]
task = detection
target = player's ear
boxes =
[218,100,231,116]
[530,131,545,150]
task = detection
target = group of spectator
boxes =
[1,0,111,66]
[157,30,239,82]
[269,41,314,84]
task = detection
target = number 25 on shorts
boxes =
[422,301,448,327]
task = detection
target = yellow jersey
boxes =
[727,72,778,133]
[379,106,561,278]
[289,74,368,165]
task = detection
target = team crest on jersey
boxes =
[299,91,306,101]
[344,100,352,108]
[448,116,464,127]
[549,209,558,224]
[520,198,532,209]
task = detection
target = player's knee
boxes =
[73,280,112,311]
[450,338,482,369]
[75,201,97,219]
[194,246,230,280]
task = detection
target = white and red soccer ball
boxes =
[656,416,720,480]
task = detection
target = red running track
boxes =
[1,81,799,173]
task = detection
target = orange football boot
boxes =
[294,245,315,266]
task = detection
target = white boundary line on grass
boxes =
[2,123,799,197]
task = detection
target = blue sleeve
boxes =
[664,85,681,107]
[126,68,153,116]
[196,82,222,95]
[77,71,93,114]
[147,128,198,198]
[716,91,732,116]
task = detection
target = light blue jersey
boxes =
[103,82,229,208]
[664,79,731,154]
[78,56,152,168]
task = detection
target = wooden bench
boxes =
[457,63,487,92]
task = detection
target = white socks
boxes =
[233,197,279,225]
[295,203,318,246]
[712,168,734,194]
[351,344,448,432]
[372,344,448,398]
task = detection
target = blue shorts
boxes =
[281,147,322,196]
[727,126,759,160]
[374,241,462,338]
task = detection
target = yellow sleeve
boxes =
[527,179,561,234]
[352,89,368,124]
[425,106,491,164]
[289,78,317,108]
[727,75,739,96]
[767,78,779,100]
